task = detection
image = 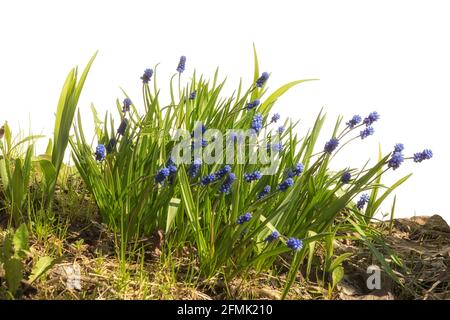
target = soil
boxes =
[1,214,449,300]
[338,215,450,300]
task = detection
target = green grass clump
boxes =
[0,48,433,299]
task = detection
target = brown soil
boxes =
[338,215,450,300]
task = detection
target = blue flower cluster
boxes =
[106,138,116,154]
[356,193,370,210]
[413,149,433,163]
[394,143,404,153]
[265,231,280,242]
[267,142,283,153]
[388,151,404,170]
[286,237,303,251]
[229,132,246,144]
[271,113,280,123]
[256,72,269,88]
[122,98,132,112]
[176,56,186,73]
[244,170,262,182]
[346,115,362,129]
[167,157,177,183]
[341,171,351,184]
[117,119,128,136]
[278,177,294,191]
[200,174,216,186]
[192,139,208,150]
[189,158,202,178]
[324,137,339,154]
[277,126,285,135]
[200,165,232,186]
[140,68,153,84]
[251,114,264,133]
[155,167,170,184]
[247,99,260,110]
[191,123,206,137]
[215,165,231,179]
[95,144,106,161]
[219,172,236,194]
[189,90,197,100]
[237,212,252,225]
[257,185,271,200]
[360,126,374,139]
[363,112,380,126]
[287,163,304,178]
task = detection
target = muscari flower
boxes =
[394,143,404,153]
[167,157,177,175]
[200,174,216,186]
[346,115,362,129]
[413,149,433,163]
[141,68,153,84]
[122,98,132,112]
[95,144,106,161]
[265,231,280,243]
[271,113,280,123]
[218,172,236,194]
[214,165,231,179]
[278,177,294,191]
[166,157,177,184]
[247,99,260,110]
[360,126,374,139]
[356,193,370,210]
[267,142,283,153]
[188,158,202,178]
[155,167,170,184]
[117,119,128,136]
[251,113,264,133]
[324,137,339,154]
[341,171,351,184]
[189,90,197,100]
[388,152,404,170]
[191,139,208,150]
[229,132,239,143]
[256,72,269,88]
[237,212,252,225]
[286,237,303,251]
[287,163,304,178]
[257,185,271,200]
[277,126,285,135]
[176,56,186,73]
[244,170,262,182]
[191,123,206,137]
[363,112,380,126]
[106,138,116,154]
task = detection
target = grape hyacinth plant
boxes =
[63,50,434,299]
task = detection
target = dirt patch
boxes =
[338,215,450,300]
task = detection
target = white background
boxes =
[0,0,448,222]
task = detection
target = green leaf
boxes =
[13,223,29,256]
[329,253,353,272]
[166,198,180,233]
[45,138,53,156]
[332,266,344,289]
[0,158,9,190]
[39,159,57,190]
[28,256,55,284]
[5,258,23,295]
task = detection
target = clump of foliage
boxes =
[68,48,432,297]
[0,48,433,298]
